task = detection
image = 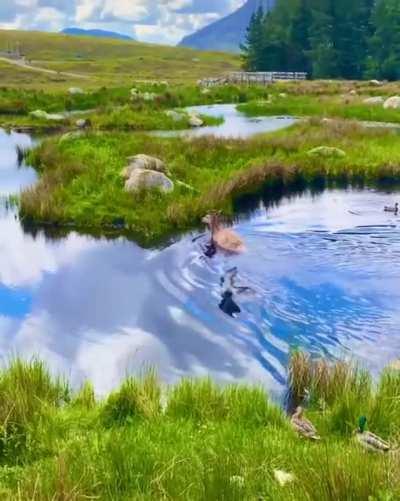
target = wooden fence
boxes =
[199,71,308,87]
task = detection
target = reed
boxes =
[0,355,397,499]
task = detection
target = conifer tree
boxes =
[241,6,265,70]
[368,0,400,80]
[289,0,312,72]
[240,0,399,81]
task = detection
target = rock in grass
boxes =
[383,96,400,109]
[165,110,185,122]
[273,469,295,487]
[369,79,382,86]
[308,146,346,158]
[188,113,204,127]
[30,110,65,121]
[363,96,384,105]
[122,154,167,178]
[69,87,85,95]
[125,169,174,194]
[143,92,157,102]
[76,118,91,129]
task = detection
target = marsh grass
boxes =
[102,371,161,425]
[239,92,400,124]
[20,118,400,245]
[0,355,398,499]
[0,84,265,131]
[0,358,69,465]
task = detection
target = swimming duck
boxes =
[354,416,390,452]
[290,406,320,440]
[219,290,241,317]
[384,202,398,214]
[202,213,245,254]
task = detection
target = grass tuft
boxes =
[102,370,161,425]
[0,356,396,498]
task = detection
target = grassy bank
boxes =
[21,118,400,245]
[238,93,400,124]
[3,78,399,132]
[0,354,398,499]
[0,84,269,132]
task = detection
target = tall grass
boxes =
[20,117,400,245]
[0,83,267,129]
[0,358,69,464]
[239,93,400,124]
[0,356,397,499]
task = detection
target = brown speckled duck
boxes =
[202,213,245,254]
[291,406,320,440]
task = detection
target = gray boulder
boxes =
[30,110,65,121]
[165,110,185,122]
[76,118,91,129]
[363,96,384,105]
[69,87,85,95]
[125,169,174,194]
[122,154,167,179]
[383,96,400,109]
[188,113,204,127]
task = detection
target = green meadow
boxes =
[21,118,400,245]
[0,29,240,88]
[0,354,398,500]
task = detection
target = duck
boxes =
[202,212,245,254]
[290,406,320,440]
[384,202,398,214]
[221,267,253,295]
[354,416,390,452]
[219,290,241,317]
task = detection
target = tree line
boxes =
[241,0,400,80]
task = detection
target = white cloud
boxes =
[0,0,244,44]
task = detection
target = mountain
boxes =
[61,28,134,41]
[178,0,274,53]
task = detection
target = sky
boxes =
[0,0,244,45]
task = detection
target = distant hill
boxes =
[61,28,134,41]
[179,0,274,53]
[0,29,240,86]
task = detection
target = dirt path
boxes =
[0,57,89,80]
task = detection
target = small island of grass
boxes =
[21,114,400,245]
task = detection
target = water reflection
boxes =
[154,104,296,139]
[0,129,36,195]
[0,128,400,399]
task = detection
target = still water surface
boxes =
[0,122,399,397]
[156,103,296,138]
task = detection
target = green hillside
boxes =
[0,30,240,88]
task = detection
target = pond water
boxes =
[156,103,296,139]
[1,124,400,398]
